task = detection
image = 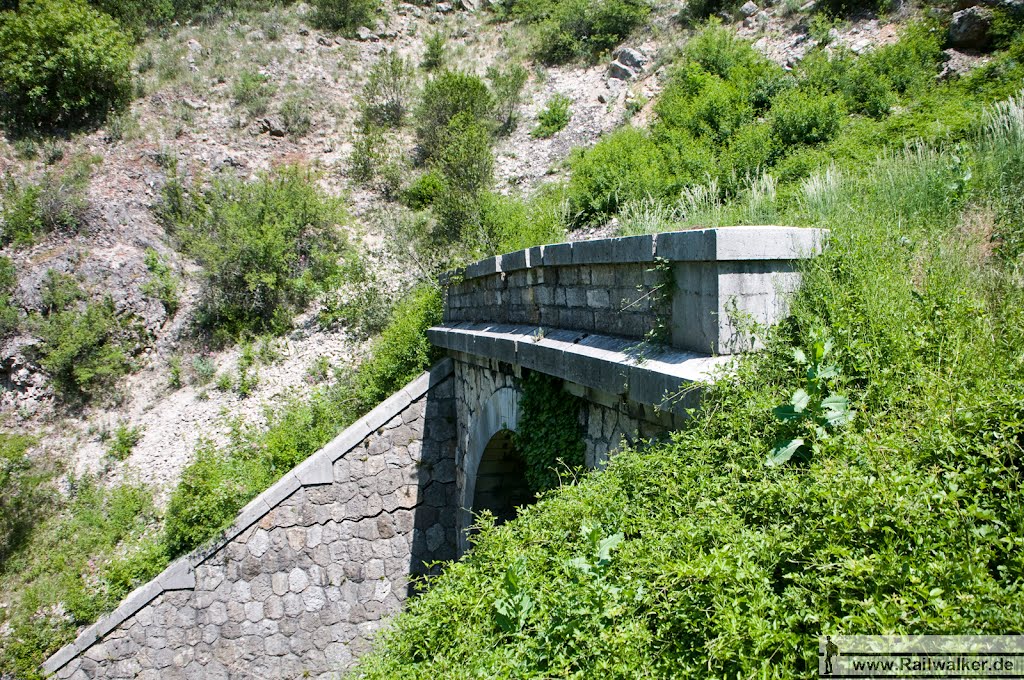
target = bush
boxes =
[528,0,650,65]
[107,423,144,461]
[567,126,676,225]
[0,257,19,338]
[32,271,143,401]
[280,96,312,136]
[0,433,44,565]
[158,165,350,342]
[769,88,845,146]
[141,248,179,316]
[421,30,447,71]
[416,71,495,161]
[681,22,760,78]
[401,169,447,209]
[311,0,380,35]
[232,70,274,117]
[531,94,572,138]
[488,64,529,134]
[360,51,416,128]
[0,160,91,246]
[0,0,134,131]
[435,112,496,196]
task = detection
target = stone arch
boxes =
[458,385,520,554]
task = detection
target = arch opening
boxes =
[471,429,532,526]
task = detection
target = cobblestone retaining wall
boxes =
[45,362,458,680]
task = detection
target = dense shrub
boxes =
[519,0,651,64]
[421,30,447,71]
[311,0,380,35]
[0,0,134,131]
[769,88,845,146]
[0,478,164,680]
[0,161,91,246]
[360,51,416,128]
[435,112,496,197]
[158,164,350,343]
[31,271,143,401]
[416,71,495,161]
[567,126,676,224]
[401,169,447,209]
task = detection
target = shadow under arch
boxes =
[457,385,520,554]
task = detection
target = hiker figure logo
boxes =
[823,636,840,675]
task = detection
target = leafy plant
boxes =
[767,331,853,466]
[415,71,495,162]
[493,558,534,634]
[531,94,572,138]
[0,0,134,131]
[141,248,179,316]
[513,372,585,493]
[231,70,274,117]
[280,96,312,136]
[107,423,144,461]
[1,161,92,246]
[311,0,380,35]
[360,51,415,128]
[421,30,447,71]
[487,64,529,134]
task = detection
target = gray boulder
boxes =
[948,6,993,48]
[740,1,760,16]
[613,47,648,72]
[607,61,636,81]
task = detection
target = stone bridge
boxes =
[44,226,824,679]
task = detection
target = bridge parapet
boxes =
[440,226,826,354]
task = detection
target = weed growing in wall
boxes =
[513,372,585,494]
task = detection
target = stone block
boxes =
[541,242,573,266]
[586,289,610,308]
[501,249,529,271]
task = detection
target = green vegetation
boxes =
[494,0,650,64]
[158,164,353,343]
[0,478,165,679]
[232,69,275,117]
[0,434,42,565]
[0,159,92,246]
[531,93,572,138]
[141,248,179,316]
[421,31,447,71]
[354,87,1024,680]
[416,71,496,162]
[513,372,585,493]
[279,96,312,136]
[567,22,1024,226]
[360,51,416,128]
[32,272,145,401]
[0,0,134,132]
[0,257,21,339]
[311,0,380,35]
[163,284,442,555]
[488,64,530,134]
[107,423,144,461]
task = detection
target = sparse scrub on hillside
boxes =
[0,434,44,567]
[0,159,92,246]
[0,0,134,132]
[164,284,442,556]
[231,69,275,117]
[141,248,179,316]
[31,272,145,401]
[0,478,165,680]
[0,258,20,339]
[421,31,447,71]
[487,64,530,134]
[157,164,354,343]
[353,90,1024,680]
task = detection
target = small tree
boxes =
[487,64,529,134]
[0,0,134,131]
[359,51,416,128]
[416,71,495,161]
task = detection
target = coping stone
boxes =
[501,249,529,272]
[541,242,573,267]
[656,227,826,261]
[572,235,654,264]
[158,559,196,591]
[463,256,501,280]
[295,451,334,485]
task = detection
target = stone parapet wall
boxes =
[45,361,458,680]
[441,227,827,354]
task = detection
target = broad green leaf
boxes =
[821,395,853,427]
[792,347,808,364]
[767,438,804,466]
[597,533,624,563]
[790,388,810,412]
[772,404,803,421]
